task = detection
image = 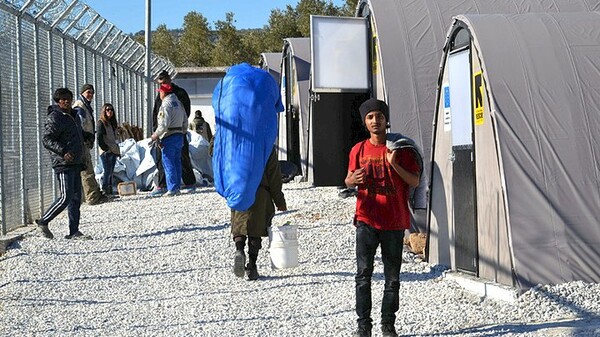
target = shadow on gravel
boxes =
[400,265,448,283]
[404,318,597,336]
[262,270,355,281]
[12,268,199,287]
[104,223,228,240]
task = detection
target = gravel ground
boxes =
[1,182,599,336]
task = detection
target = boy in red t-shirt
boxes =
[345,98,420,337]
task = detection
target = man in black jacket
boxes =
[36,88,90,240]
[150,70,197,196]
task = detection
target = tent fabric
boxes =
[259,52,283,83]
[212,63,284,211]
[446,12,600,289]
[358,0,600,172]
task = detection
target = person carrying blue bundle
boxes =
[212,63,287,280]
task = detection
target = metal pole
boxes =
[145,0,152,137]
[16,16,27,226]
[0,44,4,235]
[34,24,44,221]
[48,31,56,200]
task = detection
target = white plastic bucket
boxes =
[268,224,299,269]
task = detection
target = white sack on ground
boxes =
[94,132,213,190]
[188,131,213,181]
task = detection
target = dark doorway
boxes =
[310,93,369,186]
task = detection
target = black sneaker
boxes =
[381,324,398,337]
[353,326,372,337]
[233,250,246,277]
[87,195,108,205]
[64,231,92,240]
[35,219,53,239]
[245,264,259,281]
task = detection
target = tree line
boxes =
[133,0,359,67]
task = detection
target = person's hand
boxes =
[351,167,365,185]
[151,133,158,141]
[386,148,398,165]
[277,205,287,212]
[63,151,74,162]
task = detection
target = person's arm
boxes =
[265,149,287,211]
[42,113,66,156]
[177,85,191,117]
[345,168,365,188]
[182,108,189,132]
[345,143,364,188]
[386,149,420,187]
[96,122,110,152]
[206,123,213,141]
[152,94,162,132]
[74,107,94,147]
[152,105,168,140]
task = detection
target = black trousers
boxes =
[41,166,82,235]
[156,134,196,187]
[355,221,404,329]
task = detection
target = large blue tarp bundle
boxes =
[212,63,283,211]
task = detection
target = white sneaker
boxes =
[163,190,180,197]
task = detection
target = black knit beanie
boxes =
[359,98,389,124]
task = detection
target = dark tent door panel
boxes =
[448,48,478,275]
[452,146,477,274]
[283,54,302,173]
[311,93,369,186]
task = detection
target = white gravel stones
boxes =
[0,182,599,336]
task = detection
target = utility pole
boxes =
[145,0,152,137]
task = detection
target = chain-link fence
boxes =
[0,0,175,234]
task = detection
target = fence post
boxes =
[16,16,28,226]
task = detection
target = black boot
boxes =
[245,262,259,280]
[233,236,246,278]
[245,236,261,280]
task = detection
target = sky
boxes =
[83,0,347,34]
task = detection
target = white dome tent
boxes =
[428,11,600,291]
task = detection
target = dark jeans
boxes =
[355,221,405,329]
[100,152,118,193]
[40,166,82,235]
[156,133,196,188]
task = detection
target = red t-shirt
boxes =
[348,139,420,230]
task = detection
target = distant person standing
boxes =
[73,84,108,205]
[151,83,188,196]
[345,98,421,337]
[96,103,121,198]
[192,109,213,142]
[36,88,90,240]
[150,70,196,196]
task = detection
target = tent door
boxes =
[284,53,302,173]
[448,48,478,275]
[310,93,369,186]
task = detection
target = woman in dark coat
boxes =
[96,103,120,197]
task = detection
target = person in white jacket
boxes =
[151,83,188,196]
